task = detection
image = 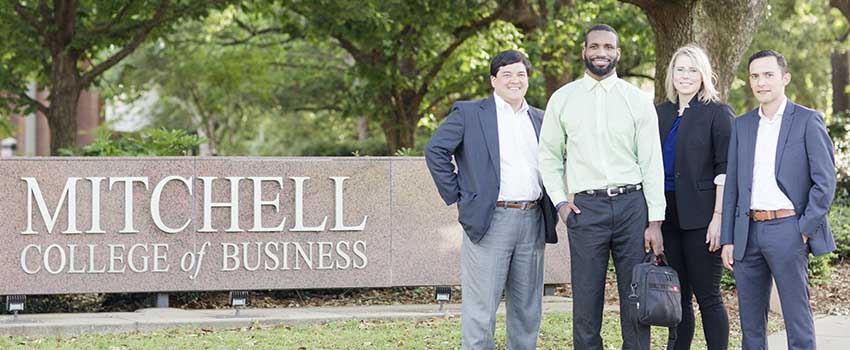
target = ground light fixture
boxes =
[6,295,25,320]
[229,291,249,317]
[434,286,452,313]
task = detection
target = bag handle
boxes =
[643,252,670,266]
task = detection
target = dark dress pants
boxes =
[734,216,815,350]
[662,192,729,350]
[567,190,650,350]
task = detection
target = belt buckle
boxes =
[606,187,621,197]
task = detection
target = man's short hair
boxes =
[584,24,619,48]
[490,50,532,77]
[748,50,788,73]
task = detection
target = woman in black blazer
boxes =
[657,45,734,350]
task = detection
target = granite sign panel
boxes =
[0,157,569,295]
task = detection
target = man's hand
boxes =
[558,202,581,223]
[706,214,722,252]
[721,245,735,271]
[644,221,663,255]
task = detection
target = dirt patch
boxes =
[552,261,850,339]
[15,263,849,324]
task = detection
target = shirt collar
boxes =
[493,93,528,114]
[675,95,701,112]
[583,72,619,92]
[758,96,787,121]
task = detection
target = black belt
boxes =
[576,183,643,197]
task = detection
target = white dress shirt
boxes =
[494,93,542,201]
[750,97,795,210]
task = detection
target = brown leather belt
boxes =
[749,209,796,222]
[495,200,539,210]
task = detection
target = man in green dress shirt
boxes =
[538,24,666,350]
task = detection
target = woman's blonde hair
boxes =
[664,45,719,103]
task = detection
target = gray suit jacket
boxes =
[425,95,558,244]
[720,100,836,260]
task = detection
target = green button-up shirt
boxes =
[538,73,666,221]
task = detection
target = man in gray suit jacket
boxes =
[425,50,558,350]
[720,50,836,350]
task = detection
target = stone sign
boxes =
[0,158,569,295]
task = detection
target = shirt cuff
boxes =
[547,190,568,208]
[648,207,665,221]
[555,201,569,211]
[713,174,726,186]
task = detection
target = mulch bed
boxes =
[553,261,850,339]
[811,260,850,316]
[13,262,850,328]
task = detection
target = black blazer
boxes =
[656,99,734,230]
[425,96,559,244]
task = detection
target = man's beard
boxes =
[584,54,619,77]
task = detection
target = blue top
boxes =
[662,114,682,191]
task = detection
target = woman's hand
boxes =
[706,213,722,252]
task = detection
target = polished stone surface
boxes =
[0,157,570,294]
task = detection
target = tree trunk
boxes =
[381,89,423,154]
[382,111,417,155]
[832,49,850,135]
[503,0,575,96]
[357,117,369,141]
[833,0,850,23]
[205,117,219,156]
[832,0,850,128]
[624,0,767,103]
[46,54,82,155]
[694,1,766,102]
[636,2,696,103]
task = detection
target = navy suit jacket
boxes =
[425,95,559,244]
[720,100,836,260]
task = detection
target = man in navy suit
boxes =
[425,50,558,350]
[720,50,836,350]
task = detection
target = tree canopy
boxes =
[2,0,848,156]
[0,0,227,153]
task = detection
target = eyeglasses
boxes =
[674,67,701,77]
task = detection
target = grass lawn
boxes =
[0,311,781,350]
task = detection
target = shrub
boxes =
[828,206,850,261]
[720,254,833,289]
[297,138,389,156]
[808,253,835,285]
[59,127,205,156]
[721,268,736,290]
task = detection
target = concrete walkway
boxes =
[767,314,850,350]
[1,296,848,350]
[0,296,575,338]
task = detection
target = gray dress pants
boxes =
[735,216,815,350]
[461,206,545,350]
